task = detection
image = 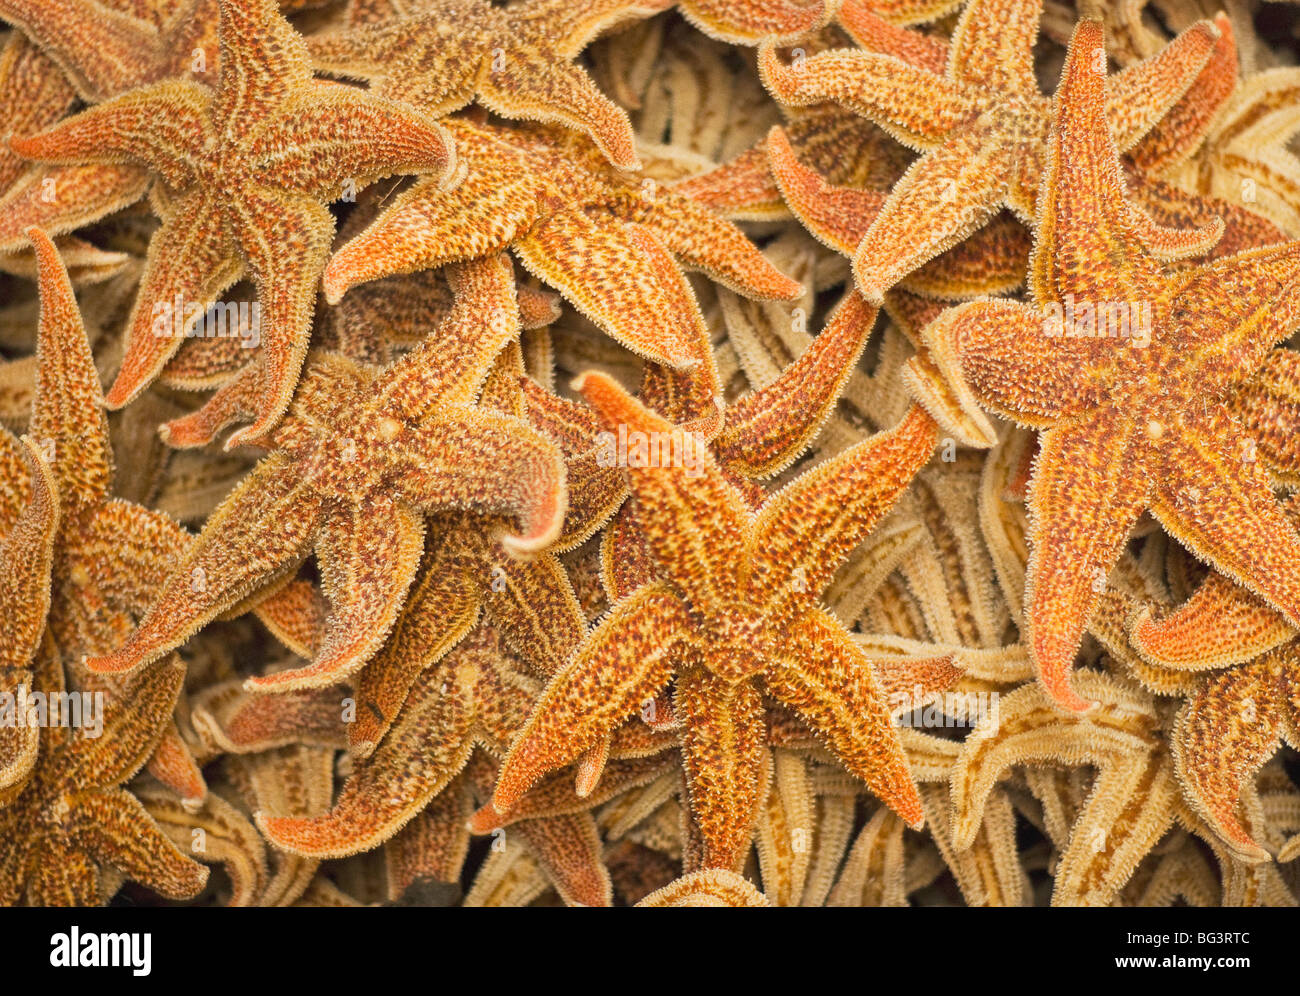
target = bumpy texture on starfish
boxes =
[10,0,454,443]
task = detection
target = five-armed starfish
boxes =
[909,20,1300,711]
[480,371,944,870]
[10,0,455,444]
[85,254,566,692]
[758,0,1224,299]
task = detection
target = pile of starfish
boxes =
[2,0,1300,908]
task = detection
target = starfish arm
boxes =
[517,0,672,55]
[10,80,209,189]
[0,437,57,673]
[64,788,209,901]
[748,404,936,616]
[191,684,347,754]
[0,34,77,194]
[140,788,268,907]
[71,502,191,622]
[671,145,784,220]
[159,363,261,450]
[490,583,687,816]
[322,168,540,305]
[224,187,335,446]
[677,667,768,870]
[757,44,981,152]
[0,164,151,253]
[384,785,473,900]
[249,86,454,198]
[837,2,948,72]
[250,497,425,692]
[1104,18,1221,152]
[380,255,522,418]
[1130,569,1295,671]
[766,125,885,255]
[679,0,830,44]
[512,214,708,367]
[715,291,877,478]
[394,409,566,557]
[84,455,322,675]
[946,0,1041,94]
[27,225,113,507]
[258,669,477,859]
[1149,406,1300,630]
[765,609,924,828]
[481,550,585,678]
[1172,651,1292,862]
[24,841,102,905]
[105,193,243,410]
[637,868,769,906]
[632,192,802,300]
[1233,348,1300,477]
[513,811,613,907]
[575,370,750,608]
[212,0,311,135]
[1024,413,1148,712]
[477,47,640,170]
[303,21,418,84]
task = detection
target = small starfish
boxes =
[0,433,57,801]
[0,654,208,905]
[758,0,1223,299]
[910,21,1300,711]
[481,372,944,870]
[86,254,567,692]
[308,0,673,170]
[11,0,455,443]
[323,118,801,370]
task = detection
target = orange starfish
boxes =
[758,0,1225,299]
[910,20,1300,712]
[323,118,800,370]
[10,0,455,444]
[86,254,567,693]
[482,372,944,869]
[308,0,672,170]
[675,0,831,44]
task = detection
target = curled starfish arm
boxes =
[160,365,261,449]
[106,195,242,410]
[671,145,784,220]
[249,87,454,198]
[1172,650,1295,862]
[1104,18,1221,152]
[747,404,936,615]
[477,45,640,171]
[678,668,768,870]
[678,0,830,44]
[85,456,323,676]
[946,0,1041,94]
[1025,413,1149,712]
[1130,569,1295,671]
[393,410,566,556]
[576,370,749,605]
[714,290,877,478]
[757,45,981,151]
[1149,407,1300,630]
[632,193,802,300]
[192,684,347,754]
[224,187,335,447]
[66,788,210,900]
[765,608,924,829]
[258,671,477,859]
[249,498,425,692]
[490,583,688,817]
[11,81,209,189]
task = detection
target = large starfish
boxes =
[480,371,944,869]
[323,118,800,370]
[307,0,672,170]
[0,652,208,905]
[10,0,455,444]
[85,254,567,693]
[909,20,1300,712]
[757,0,1224,299]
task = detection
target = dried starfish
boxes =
[910,21,1300,711]
[11,0,455,443]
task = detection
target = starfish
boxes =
[85,254,567,693]
[674,0,831,45]
[757,0,1224,299]
[480,371,944,870]
[0,433,57,802]
[0,652,208,905]
[10,0,455,444]
[908,20,1300,712]
[323,118,801,371]
[307,0,673,170]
